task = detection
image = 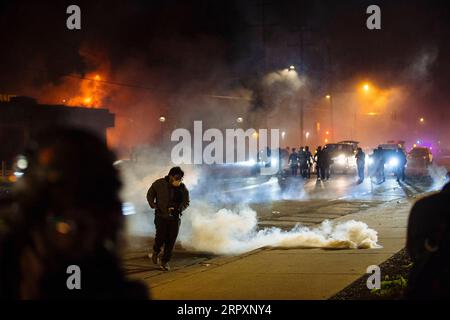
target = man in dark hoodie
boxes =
[147,167,190,271]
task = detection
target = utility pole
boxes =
[299,24,305,146]
[327,43,335,142]
[292,0,312,146]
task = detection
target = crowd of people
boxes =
[284,144,408,184]
[368,146,407,183]
[286,146,331,181]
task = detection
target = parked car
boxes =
[406,147,433,175]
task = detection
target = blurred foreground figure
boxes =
[406,181,450,299]
[147,167,189,271]
[0,127,148,299]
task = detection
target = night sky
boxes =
[1,0,449,150]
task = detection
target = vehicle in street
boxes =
[324,141,359,174]
[406,146,433,176]
[368,141,406,176]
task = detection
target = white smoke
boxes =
[427,163,449,191]
[119,146,380,255]
[406,47,438,81]
[262,69,304,91]
[178,203,380,255]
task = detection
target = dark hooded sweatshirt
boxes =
[146,176,190,219]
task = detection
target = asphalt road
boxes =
[122,170,440,280]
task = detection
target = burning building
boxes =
[0,95,115,176]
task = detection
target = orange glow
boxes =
[325,131,329,135]
[363,83,370,92]
[56,222,71,235]
[324,138,328,143]
[84,97,92,104]
[65,72,106,108]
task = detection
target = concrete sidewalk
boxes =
[138,197,415,300]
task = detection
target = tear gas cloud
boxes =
[120,149,381,255]
[427,164,450,191]
[178,204,380,255]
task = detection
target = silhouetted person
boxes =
[298,146,307,178]
[304,146,313,179]
[315,146,325,181]
[147,167,189,271]
[0,127,148,299]
[288,148,299,176]
[322,145,331,180]
[374,147,386,183]
[280,147,289,172]
[395,147,407,182]
[355,147,366,183]
[406,181,450,299]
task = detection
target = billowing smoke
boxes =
[406,47,439,82]
[427,163,450,191]
[178,204,380,255]
[120,150,380,255]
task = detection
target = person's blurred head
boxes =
[317,146,322,151]
[13,127,123,261]
[291,148,296,152]
[305,146,309,151]
[168,166,184,187]
[357,147,362,152]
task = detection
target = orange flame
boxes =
[65,73,106,108]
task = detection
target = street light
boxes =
[363,83,370,92]
[159,116,166,146]
[288,65,295,71]
[236,117,243,123]
[325,94,334,142]
[419,117,424,123]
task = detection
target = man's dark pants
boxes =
[153,215,181,263]
[357,162,364,181]
[291,165,298,176]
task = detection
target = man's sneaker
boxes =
[160,262,170,271]
[149,252,159,265]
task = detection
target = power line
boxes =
[63,74,251,101]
